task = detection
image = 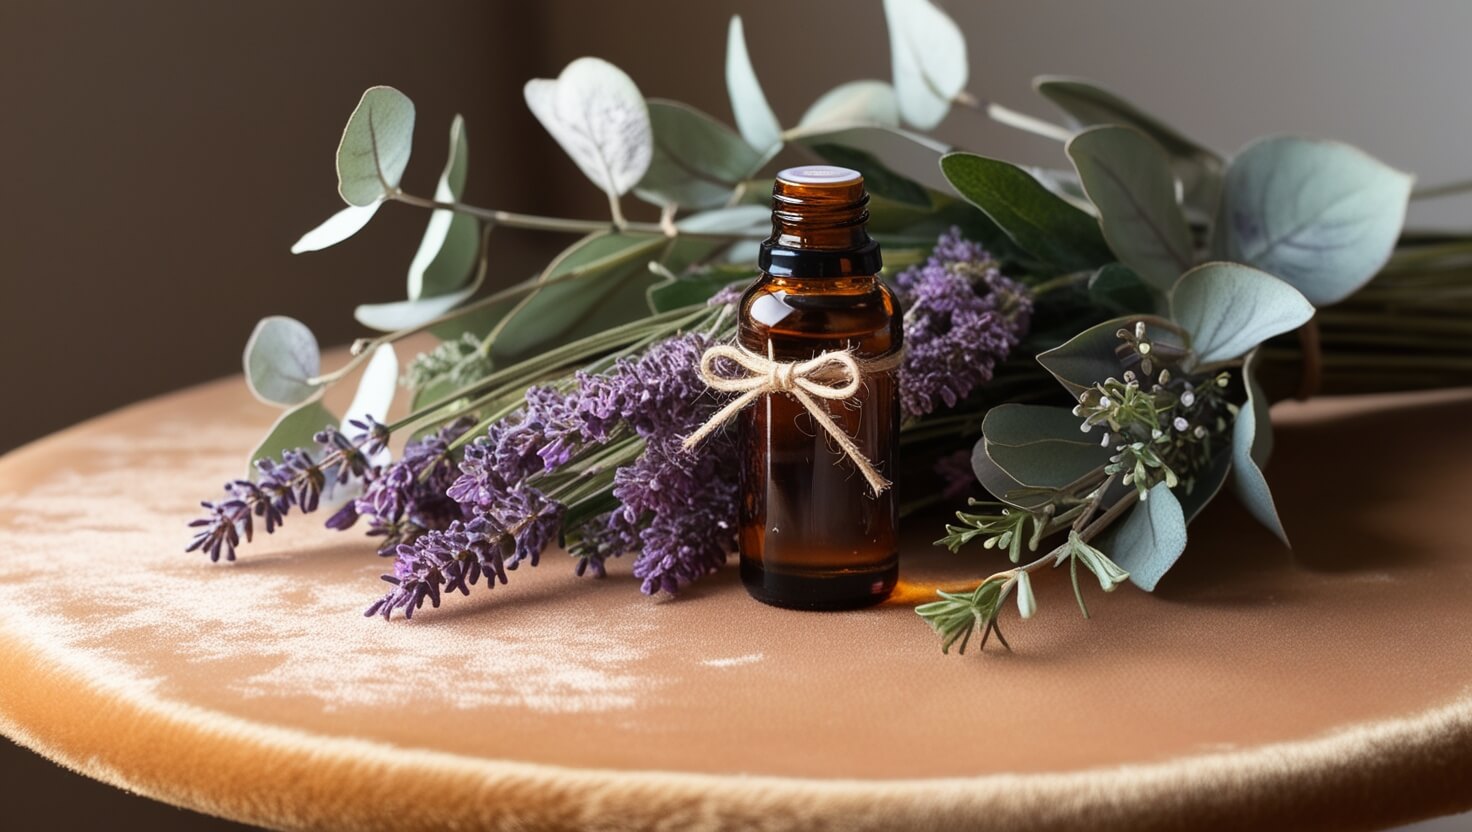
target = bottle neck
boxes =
[758,170,883,278]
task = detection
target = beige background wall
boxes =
[1,1,1468,828]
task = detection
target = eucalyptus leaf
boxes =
[248,398,336,480]
[971,437,1055,510]
[1110,482,1188,591]
[525,58,652,200]
[336,86,415,207]
[1035,76,1224,217]
[940,152,1113,272]
[408,116,478,301]
[291,203,381,254]
[726,16,783,154]
[635,99,761,209]
[795,80,900,132]
[647,269,747,313]
[882,0,968,129]
[1176,448,1232,524]
[1088,263,1157,315]
[1036,314,1183,397]
[354,274,484,332]
[490,233,668,365]
[1170,262,1313,363]
[807,143,930,206]
[1231,350,1289,545]
[676,204,770,236]
[1067,125,1194,292]
[982,404,1112,489]
[341,344,398,466]
[1213,136,1412,306]
[243,316,322,407]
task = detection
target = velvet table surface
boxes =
[0,367,1469,831]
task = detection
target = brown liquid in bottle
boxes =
[737,166,902,610]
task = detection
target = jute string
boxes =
[681,342,903,496]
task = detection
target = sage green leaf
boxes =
[982,404,1112,489]
[248,398,336,479]
[1231,350,1288,544]
[341,344,398,465]
[1213,136,1413,306]
[795,80,900,132]
[676,204,770,236]
[1169,262,1313,363]
[243,316,321,406]
[726,16,782,154]
[635,100,761,209]
[291,203,381,254]
[807,143,930,206]
[337,86,415,207]
[1036,314,1182,397]
[491,233,667,365]
[1035,76,1224,218]
[941,152,1112,271]
[409,115,477,301]
[1015,570,1036,620]
[1110,482,1187,591]
[355,273,483,332]
[971,437,1054,510]
[525,58,652,199]
[647,268,748,313]
[1088,263,1157,315]
[1067,125,1193,291]
[1177,448,1231,524]
[882,0,968,129]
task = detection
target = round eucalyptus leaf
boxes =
[337,86,416,207]
[291,203,381,254]
[247,398,336,480]
[1230,350,1289,545]
[243,316,322,406]
[1067,125,1194,292]
[1109,482,1187,592]
[795,80,900,132]
[971,438,1054,511]
[882,0,968,129]
[525,58,652,200]
[635,99,761,209]
[982,404,1112,490]
[1170,262,1314,364]
[354,274,483,332]
[1212,136,1413,307]
[676,205,770,236]
[408,115,477,301]
[1036,314,1183,397]
[725,16,783,154]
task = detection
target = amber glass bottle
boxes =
[736,166,902,610]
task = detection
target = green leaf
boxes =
[1036,314,1182,397]
[647,269,748,313]
[1110,482,1188,591]
[490,233,667,365]
[525,58,652,199]
[355,274,484,332]
[409,116,477,301]
[982,404,1112,490]
[248,398,336,479]
[635,100,762,209]
[1035,76,1224,218]
[341,344,398,464]
[1015,570,1036,620]
[940,152,1113,272]
[675,204,770,236]
[970,437,1054,511]
[1213,136,1413,306]
[336,86,415,207]
[726,16,782,153]
[1088,264,1157,315]
[1067,125,1194,292]
[794,80,900,132]
[1231,350,1288,545]
[1177,448,1231,525]
[882,0,968,129]
[1169,262,1313,363]
[243,316,321,406]
[291,203,381,254]
[806,143,929,206]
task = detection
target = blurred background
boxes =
[1,0,1468,828]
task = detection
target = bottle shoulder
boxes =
[737,274,902,356]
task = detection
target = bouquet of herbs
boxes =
[188,0,1472,652]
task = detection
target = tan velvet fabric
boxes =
[0,369,1469,831]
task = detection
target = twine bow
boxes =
[681,342,898,496]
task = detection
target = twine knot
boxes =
[681,341,899,496]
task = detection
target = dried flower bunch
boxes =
[190,0,1472,652]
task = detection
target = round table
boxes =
[1,371,1470,832]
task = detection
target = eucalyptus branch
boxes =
[389,190,764,241]
[954,91,1074,143]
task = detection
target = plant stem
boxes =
[955,92,1073,143]
[1411,179,1472,201]
[390,190,762,241]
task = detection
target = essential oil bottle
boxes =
[737,165,903,610]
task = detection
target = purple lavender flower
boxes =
[187,425,374,562]
[353,418,474,554]
[364,521,504,620]
[892,227,1032,419]
[612,436,738,594]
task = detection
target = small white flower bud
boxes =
[1173,416,1189,432]
[1180,391,1196,407]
